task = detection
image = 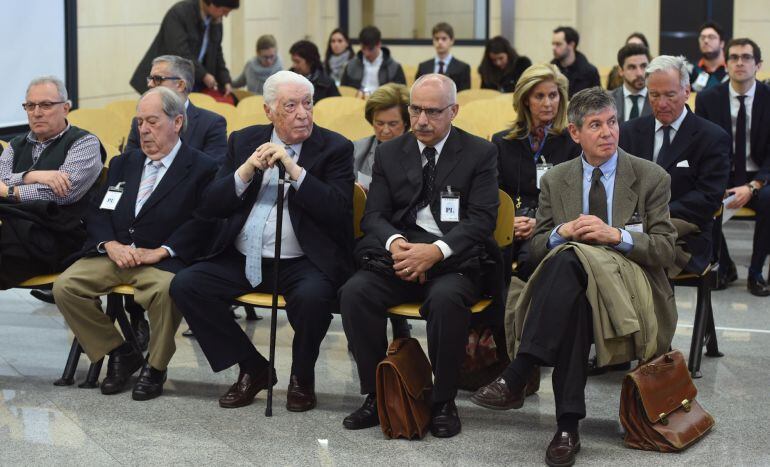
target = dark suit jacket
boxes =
[125,101,227,164]
[415,57,471,91]
[79,143,218,273]
[130,0,231,93]
[479,56,533,93]
[695,81,770,184]
[619,110,730,273]
[611,86,652,124]
[201,124,355,286]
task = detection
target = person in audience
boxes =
[478,36,533,93]
[472,87,677,467]
[696,38,770,296]
[690,21,728,92]
[232,35,283,95]
[551,26,600,97]
[606,32,650,90]
[324,28,355,86]
[340,74,503,439]
[611,43,652,123]
[130,0,239,95]
[619,55,730,278]
[289,40,340,103]
[126,55,227,163]
[169,71,354,412]
[52,87,218,400]
[415,22,471,91]
[340,26,406,98]
[0,76,103,288]
[493,64,580,282]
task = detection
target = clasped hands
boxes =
[557,214,621,245]
[238,142,302,183]
[389,238,444,284]
[104,241,169,269]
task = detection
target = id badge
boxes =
[693,72,709,92]
[625,211,644,233]
[99,182,125,210]
[536,160,553,190]
[440,185,460,222]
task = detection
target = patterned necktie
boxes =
[656,125,671,164]
[416,146,437,210]
[438,61,445,74]
[135,161,163,215]
[243,146,294,287]
[588,167,608,224]
[628,95,641,120]
[734,95,748,185]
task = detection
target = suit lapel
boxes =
[559,157,584,220]
[122,152,144,222]
[657,110,697,171]
[399,133,423,189]
[635,117,655,162]
[612,149,639,227]
[613,88,625,121]
[641,96,652,117]
[135,143,192,220]
[183,102,201,141]
[751,83,767,148]
[296,125,325,173]
[433,128,462,192]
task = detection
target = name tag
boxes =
[440,186,460,222]
[536,162,553,189]
[625,211,644,233]
[99,182,125,211]
[693,72,709,92]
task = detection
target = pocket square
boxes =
[675,160,690,168]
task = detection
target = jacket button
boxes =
[128,228,135,234]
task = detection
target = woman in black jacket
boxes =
[289,40,340,103]
[478,36,533,93]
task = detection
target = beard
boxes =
[702,49,721,60]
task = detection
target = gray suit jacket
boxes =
[530,148,678,355]
[612,86,652,123]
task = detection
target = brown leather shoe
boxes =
[469,376,525,410]
[218,367,277,409]
[545,431,580,467]
[286,375,316,412]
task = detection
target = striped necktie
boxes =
[135,161,163,215]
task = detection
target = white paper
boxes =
[676,160,690,168]
[722,194,738,225]
[356,171,372,190]
[440,197,460,222]
[99,190,122,210]
[625,223,644,233]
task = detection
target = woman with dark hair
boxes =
[606,32,651,90]
[478,36,533,92]
[324,29,355,85]
[289,40,340,103]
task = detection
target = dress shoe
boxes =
[182,328,195,338]
[286,375,316,412]
[545,430,580,467]
[132,364,167,401]
[748,276,770,297]
[430,399,461,438]
[218,366,277,408]
[390,317,412,340]
[714,261,738,290]
[343,393,379,429]
[30,289,56,304]
[100,350,144,395]
[586,356,631,376]
[470,376,525,410]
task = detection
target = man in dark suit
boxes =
[130,0,239,95]
[52,87,218,400]
[551,26,600,97]
[340,74,500,438]
[415,22,471,91]
[696,38,770,296]
[611,43,652,124]
[620,55,730,275]
[169,71,354,412]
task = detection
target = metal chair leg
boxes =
[688,277,710,379]
[704,297,724,358]
[244,305,260,321]
[79,359,103,388]
[53,339,83,386]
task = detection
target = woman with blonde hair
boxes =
[493,63,581,281]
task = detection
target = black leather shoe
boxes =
[343,393,379,430]
[545,431,580,467]
[714,261,738,290]
[430,399,461,438]
[390,317,412,340]
[131,316,150,352]
[132,364,167,401]
[182,328,195,338]
[30,289,56,304]
[286,375,316,412]
[587,356,631,376]
[748,277,770,297]
[101,350,144,395]
[470,376,525,410]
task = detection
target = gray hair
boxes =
[138,86,188,134]
[26,76,70,104]
[152,55,195,94]
[410,73,457,105]
[263,70,315,109]
[645,55,690,89]
[567,87,617,128]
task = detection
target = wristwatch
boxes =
[7,185,14,199]
[746,183,759,198]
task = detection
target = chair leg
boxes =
[704,297,724,358]
[687,278,710,379]
[53,339,83,386]
[79,359,103,388]
[108,293,142,354]
[244,305,260,321]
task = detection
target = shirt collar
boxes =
[697,57,726,72]
[27,122,70,145]
[365,50,383,66]
[622,85,647,98]
[271,129,303,157]
[655,106,688,132]
[581,151,618,181]
[435,55,452,66]
[416,127,451,157]
[146,138,182,169]
[729,80,756,99]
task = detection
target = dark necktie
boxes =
[734,95,748,185]
[438,61,445,74]
[656,125,671,164]
[589,167,608,224]
[411,147,437,223]
[628,95,641,120]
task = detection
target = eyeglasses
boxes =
[699,34,719,41]
[407,104,454,119]
[727,54,755,63]
[146,75,182,86]
[22,101,66,112]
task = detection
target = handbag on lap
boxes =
[375,338,433,440]
[619,350,715,452]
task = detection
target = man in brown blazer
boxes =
[470,87,677,466]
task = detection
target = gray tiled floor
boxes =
[1,221,768,466]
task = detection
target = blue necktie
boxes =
[243,146,294,287]
[198,17,211,62]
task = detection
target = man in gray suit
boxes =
[612,43,652,123]
[470,87,676,466]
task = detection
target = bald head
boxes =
[410,73,457,106]
[409,73,459,146]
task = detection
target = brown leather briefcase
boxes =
[619,350,715,452]
[375,338,433,439]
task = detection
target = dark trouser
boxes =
[340,269,480,403]
[517,250,593,420]
[169,247,336,383]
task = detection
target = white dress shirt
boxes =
[434,55,453,74]
[135,139,181,216]
[234,130,307,259]
[622,85,647,122]
[653,106,688,162]
[361,51,383,93]
[729,80,758,172]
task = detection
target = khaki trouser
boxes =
[53,256,182,370]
